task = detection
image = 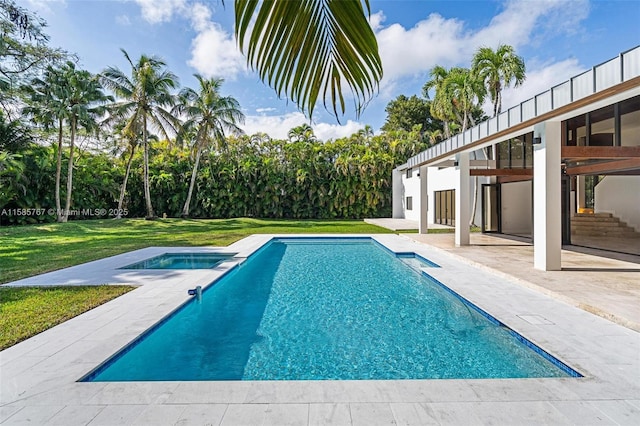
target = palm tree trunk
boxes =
[116,144,135,219]
[182,145,202,218]
[55,120,63,222]
[62,118,76,222]
[142,115,155,219]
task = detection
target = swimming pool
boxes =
[121,253,234,269]
[83,237,579,381]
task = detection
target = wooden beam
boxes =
[562,146,640,160]
[565,158,640,175]
[470,168,533,176]
[498,175,533,183]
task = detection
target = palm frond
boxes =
[235,0,382,120]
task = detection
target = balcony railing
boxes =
[407,45,640,168]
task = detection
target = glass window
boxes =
[620,95,640,147]
[406,196,413,211]
[511,137,524,168]
[590,104,615,146]
[565,114,586,146]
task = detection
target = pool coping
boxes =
[1,234,639,425]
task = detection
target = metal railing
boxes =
[407,45,640,168]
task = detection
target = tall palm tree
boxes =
[101,50,179,219]
[23,65,68,222]
[23,61,110,222]
[443,67,485,132]
[173,75,245,217]
[234,0,382,120]
[472,44,525,117]
[60,63,111,222]
[423,66,455,139]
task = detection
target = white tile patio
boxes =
[1,234,639,425]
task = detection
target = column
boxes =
[455,152,470,246]
[419,165,428,234]
[392,168,404,218]
[533,121,562,271]
[576,175,586,213]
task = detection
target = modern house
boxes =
[392,46,640,271]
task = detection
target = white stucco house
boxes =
[392,45,640,271]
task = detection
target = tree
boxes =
[423,66,455,139]
[101,50,179,219]
[24,62,110,222]
[381,94,443,138]
[472,44,525,117]
[287,124,316,143]
[234,0,382,121]
[59,63,111,222]
[0,1,67,115]
[442,67,485,132]
[22,64,68,221]
[173,75,245,217]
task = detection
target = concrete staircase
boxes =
[571,213,640,238]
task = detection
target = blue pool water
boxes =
[85,238,577,381]
[121,253,233,269]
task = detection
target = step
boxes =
[571,221,623,228]
[571,216,619,223]
[571,228,640,237]
[573,212,613,218]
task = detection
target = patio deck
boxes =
[1,234,638,425]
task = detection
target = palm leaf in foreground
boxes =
[235,0,382,120]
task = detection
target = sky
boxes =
[21,0,640,140]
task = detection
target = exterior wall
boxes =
[425,167,487,226]
[595,176,640,231]
[501,181,533,235]
[392,168,404,218]
[401,170,421,222]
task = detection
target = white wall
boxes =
[595,176,640,231]
[401,170,421,221]
[501,181,532,235]
[392,168,404,218]
[426,167,487,226]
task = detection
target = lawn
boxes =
[0,285,134,350]
[0,218,390,284]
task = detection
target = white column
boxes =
[533,121,562,271]
[455,152,470,246]
[392,168,404,218]
[419,165,428,234]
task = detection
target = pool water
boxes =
[86,238,576,381]
[121,253,233,269]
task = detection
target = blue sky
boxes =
[23,0,640,140]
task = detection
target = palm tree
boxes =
[287,124,316,143]
[59,63,111,222]
[472,44,525,117]
[234,0,382,120]
[101,50,179,219]
[443,67,485,132]
[23,65,68,222]
[423,66,455,139]
[23,61,110,222]
[173,75,244,217]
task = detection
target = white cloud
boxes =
[131,0,246,80]
[188,20,246,79]
[242,112,365,141]
[256,107,277,113]
[375,0,590,88]
[133,0,187,24]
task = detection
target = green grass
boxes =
[0,218,390,284]
[0,285,134,350]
